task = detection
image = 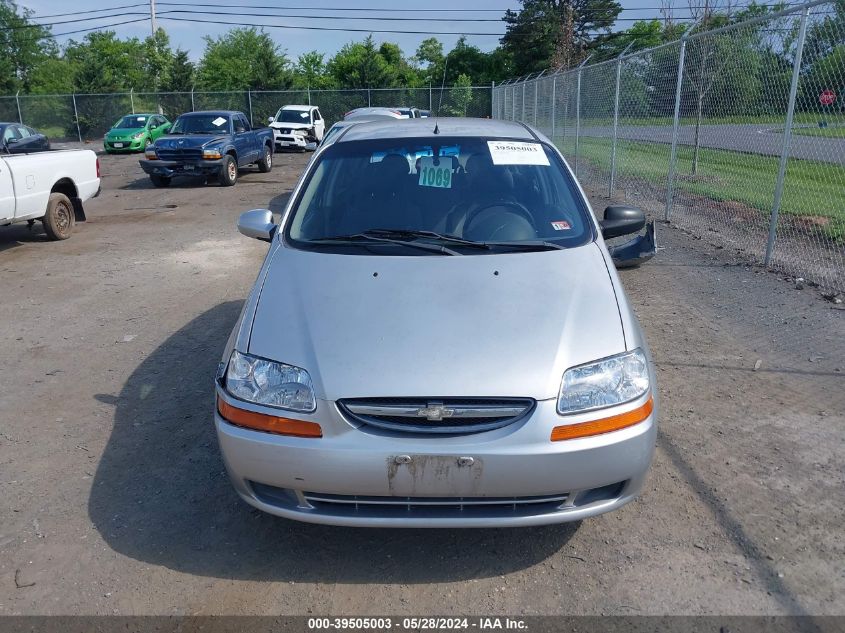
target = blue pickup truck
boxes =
[139,111,274,187]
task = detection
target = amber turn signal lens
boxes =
[551,395,653,441]
[217,397,322,438]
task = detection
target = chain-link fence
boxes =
[0,86,492,143]
[494,0,845,294]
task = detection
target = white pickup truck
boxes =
[0,150,100,240]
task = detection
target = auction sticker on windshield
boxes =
[418,156,453,189]
[212,117,227,127]
[488,140,549,166]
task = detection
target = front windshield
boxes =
[114,115,149,129]
[170,114,230,134]
[275,109,311,123]
[286,136,593,254]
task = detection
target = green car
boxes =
[104,113,171,153]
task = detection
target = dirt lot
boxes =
[0,148,843,617]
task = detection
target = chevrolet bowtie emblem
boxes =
[416,403,455,422]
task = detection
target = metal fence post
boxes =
[765,6,810,266]
[609,42,634,197]
[15,91,22,124]
[665,36,690,220]
[307,87,311,106]
[367,88,372,107]
[71,93,82,143]
[130,88,135,114]
[512,86,516,120]
[190,88,195,112]
[519,81,527,123]
[247,90,253,126]
[533,79,539,126]
[551,75,557,140]
[574,56,591,178]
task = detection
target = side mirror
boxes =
[267,117,274,124]
[237,209,276,242]
[6,137,18,144]
[305,142,317,151]
[600,205,645,239]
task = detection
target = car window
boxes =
[115,115,149,129]
[313,110,322,121]
[234,115,249,133]
[3,126,21,142]
[276,109,311,123]
[286,136,593,254]
[16,125,31,138]
[171,114,231,134]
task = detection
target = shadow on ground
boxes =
[88,302,576,584]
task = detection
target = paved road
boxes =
[578,123,845,165]
[1,151,843,617]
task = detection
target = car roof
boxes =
[180,111,241,117]
[281,104,313,111]
[336,117,535,143]
[123,113,158,117]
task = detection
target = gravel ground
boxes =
[0,149,843,616]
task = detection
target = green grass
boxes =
[790,125,845,138]
[567,137,845,240]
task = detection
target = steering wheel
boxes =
[463,200,537,241]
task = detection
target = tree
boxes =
[0,0,56,93]
[327,36,393,88]
[142,28,174,92]
[64,32,147,93]
[292,51,335,89]
[444,73,474,116]
[161,49,194,92]
[415,37,445,85]
[197,28,290,90]
[501,0,622,76]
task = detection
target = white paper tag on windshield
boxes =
[137,116,146,121]
[487,141,549,166]
[212,116,226,127]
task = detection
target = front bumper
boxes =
[105,139,144,152]
[274,132,308,149]
[214,390,656,527]
[139,158,224,177]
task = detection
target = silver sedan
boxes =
[214,118,657,527]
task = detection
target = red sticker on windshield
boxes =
[551,221,571,230]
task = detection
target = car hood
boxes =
[248,243,626,401]
[269,121,311,131]
[155,134,228,148]
[107,127,143,138]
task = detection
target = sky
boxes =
[19,0,691,63]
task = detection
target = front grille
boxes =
[156,147,202,161]
[275,128,291,134]
[250,482,570,519]
[338,397,534,434]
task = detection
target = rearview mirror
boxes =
[600,205,646,239]
[237,209,276,242]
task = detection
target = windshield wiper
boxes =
[483,240,565,251]
[307,232,459,255]
[362,228,491,250]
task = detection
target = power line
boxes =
[24,3,147,20]
[158,15,507,35]
[47,17,151,39]
[6,12,153,30]
[155,2,516,12]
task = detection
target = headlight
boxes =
[144,147,157,159]
[202,148,222,159]
[225,350,316,412]
[133,131,144,138]
[557,349,649,414]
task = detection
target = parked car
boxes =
[394,107,422,118]
[214,117,658,528]
[104,113,171,153]
[139,111,274,187]
[1,149,100,239]
[1,123,50,154]
[343,107,405,121]
[267,105,324,151]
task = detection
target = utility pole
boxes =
[150,0,157,36]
